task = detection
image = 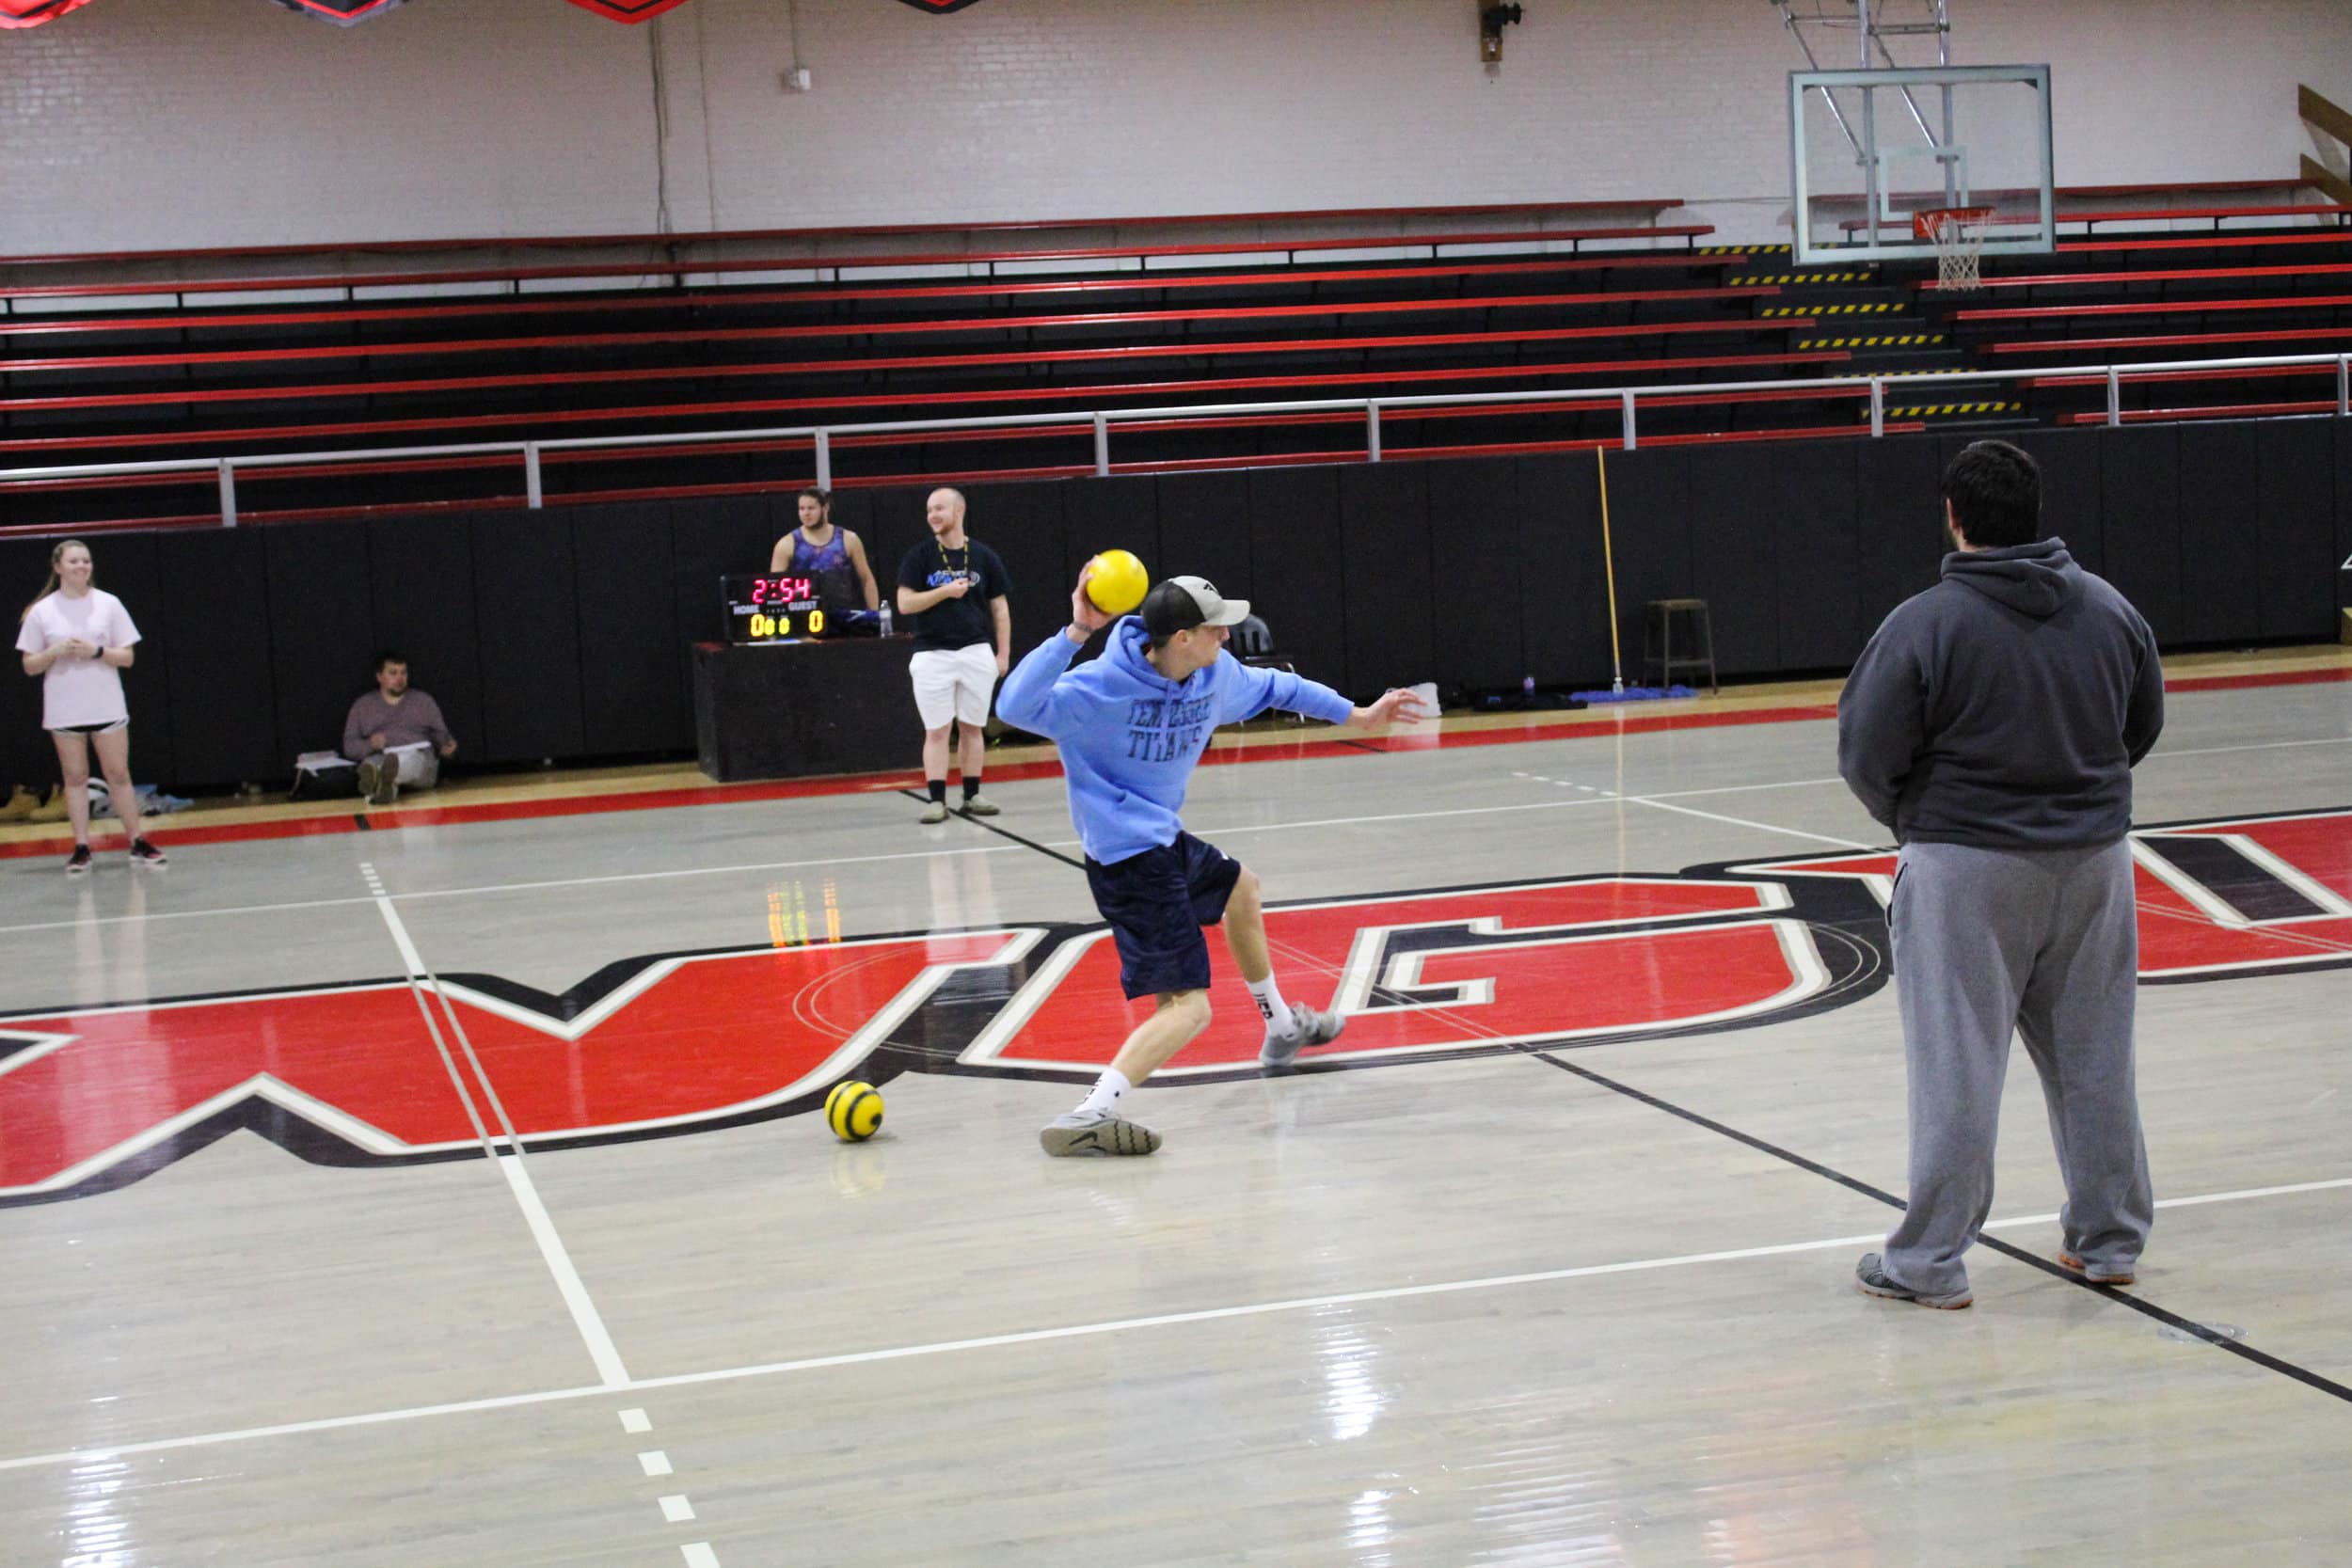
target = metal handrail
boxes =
[1,351,2344,526]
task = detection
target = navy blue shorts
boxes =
[1084,832,1244,1000]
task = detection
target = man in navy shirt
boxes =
[895,488,1011,823]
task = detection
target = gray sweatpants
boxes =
[1882,837,2153,1296]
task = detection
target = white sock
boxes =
[1075,1068,1132,1118]
[1248,976,1296,1037]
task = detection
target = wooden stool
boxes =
[1642,598,1717,693]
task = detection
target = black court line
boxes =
[1532,1051,2352,1408]
[353,814,373,831]
[897,787,1087,870]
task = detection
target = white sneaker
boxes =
[960,793,1000,816]
[1039,1107,1161,1157]
[1260,1002,1345,1068]
[919,800,950,825]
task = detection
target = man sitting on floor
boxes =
[342,651,457,805]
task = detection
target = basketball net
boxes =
[1915,205,1994,293]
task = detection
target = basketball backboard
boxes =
[1788,64,2055,264]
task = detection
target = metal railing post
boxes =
[1365,402,1383,462]
[814,430,832,490]
[217,460,238,529]
[2106,366,2122,428]
[1869,377,1885,437]
[1092,413,1110,477]
[1621,389,1638,451]
[2339,355,2350,417]
[523,442,543,510]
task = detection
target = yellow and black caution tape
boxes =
[1883,366,1979,377]
[1764,302,1909,317]
[1795,333,1947,348]
[1887,401,2025,417]
[1700,243,1794,255]
[1740,271,1874,284]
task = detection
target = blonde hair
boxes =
[21,538,90,624]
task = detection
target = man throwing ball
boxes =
[997,567,1426,1157]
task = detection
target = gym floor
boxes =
[1,647,2346,1567]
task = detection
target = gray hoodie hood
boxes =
[1942,536,2082,620]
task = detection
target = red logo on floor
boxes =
[2,808,2343,1204]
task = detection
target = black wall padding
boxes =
[1151,472,1254,620]
[0,540,55,790]
[2097,426,2185,644]
[3,416,2344,796]
[1246,467,1349,689]
[1853,436,1947,637]
[1516,453,1612,690]
[1422,457,1525,692]
[471,508,585,766]
[959,480,1068,658]
[1681,444,1780,678]
[2176,421,2263,644]
[571,503,687,756]
[1595,449,1694,683]
[1767,442,1863,673]
[156,528,276,786]
[265,521,377,764]
[368,514,485,762]
[2255,419,2337,641]
[1337,463,1435,697]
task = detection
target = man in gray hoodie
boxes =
[1837,439,2165,1309]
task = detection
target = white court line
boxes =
[682,1545,722,1568]
[619,1408,651,1434]
[3,735,2339,939]
[660,1496,697,1523]
[1621,795,1875,850]
[364,863,632,1391]
[639,1450,674,1478]
[502,1156,632,1389]
[1,1173,2342,1478]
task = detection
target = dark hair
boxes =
[374,650,407,673]
[797,486,831,509]
[1940,439,2041,548]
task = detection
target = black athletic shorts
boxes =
[1084,831,1244,1000]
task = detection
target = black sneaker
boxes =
[130,837,168,867]
[63,844,93,876]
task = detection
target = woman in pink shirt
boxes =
[15,539,164,874]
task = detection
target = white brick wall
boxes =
[2,0,2346,255]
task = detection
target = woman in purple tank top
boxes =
[771,488,881,612]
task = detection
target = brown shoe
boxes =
[2058,1251,2135,1287]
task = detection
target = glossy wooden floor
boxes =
[1,654,2346,1567]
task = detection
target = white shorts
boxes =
[910,642,998,729]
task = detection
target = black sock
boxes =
[961,776,982,801]
[927,779,947,805]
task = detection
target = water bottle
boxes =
[878,601,894,637]
[1521,673,1535,706]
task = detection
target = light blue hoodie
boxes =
[996,617,1355,864]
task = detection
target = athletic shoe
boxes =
[63,844,93,877]
[129,837,167,867]
[360,760,399,807]
[919,800,951,825]
[1259,1002,1347,1068]
[1039,1107,1162,1157]
[2058,1251,2136,1287]
[960,793,1000,817]
[1854,1252,1973,1310]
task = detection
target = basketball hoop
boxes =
[1915,205,1994,292]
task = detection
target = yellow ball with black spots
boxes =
[825,1080,884,1142]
